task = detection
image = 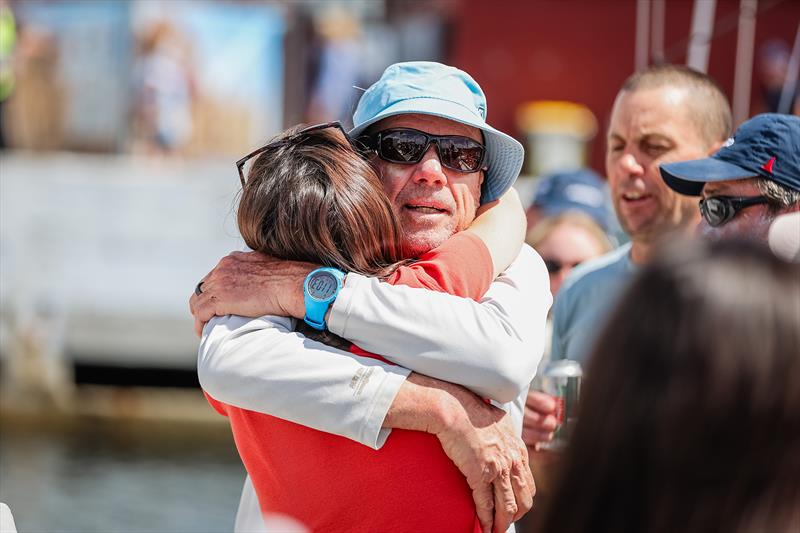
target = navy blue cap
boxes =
[532,168,612,229]
[660,113,800,196]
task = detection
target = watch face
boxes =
[307,271,338,301]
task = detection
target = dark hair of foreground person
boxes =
[541,238,800,533]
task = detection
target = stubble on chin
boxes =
[401,228,456,258]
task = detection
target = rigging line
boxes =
[661,0,786,64]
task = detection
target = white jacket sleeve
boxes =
[328,245,552,403]
[198,314,410,449]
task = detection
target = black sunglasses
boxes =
[699,196,770,227]
[236,121,368,186]
[359,127,487,174]
[543,258,582,274]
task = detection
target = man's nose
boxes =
[411,146,448,186]
[618,153,644,177]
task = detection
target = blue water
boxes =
[0,417,246,532]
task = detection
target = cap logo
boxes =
[762,156,776,174]
[722,137,735,148]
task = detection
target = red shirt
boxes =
[206,232,493,532]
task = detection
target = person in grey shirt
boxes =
[548,65,732,366]
[525,66,733,446]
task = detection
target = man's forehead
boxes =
[607,86,697,141]
[372,113,482,141]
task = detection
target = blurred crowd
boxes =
[0,0,454,157]
[517,67,799,531]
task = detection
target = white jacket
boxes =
[197,244,551,530]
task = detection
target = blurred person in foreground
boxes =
[522,64,733,451]
[191,62,551,532]
[539,238,800,533]
[660,113,800,243]
[204,123,533,532]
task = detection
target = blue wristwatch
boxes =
[303,267,346,331]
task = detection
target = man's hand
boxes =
[522,391,558,449]
[437,402,535,533]
[385,373,535,533]
[189,251,316,336]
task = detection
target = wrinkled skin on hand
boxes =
[435,388,536,533]
[189,251,314,336]
[190,252,538,531]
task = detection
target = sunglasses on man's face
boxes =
[699,195,770,227]
[359,128,487,174]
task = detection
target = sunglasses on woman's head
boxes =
[699,195,770,227]
[359,127,487,174]
[236,121,369,186]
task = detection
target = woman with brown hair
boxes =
[201,122,536,531]
[540,239,800,533]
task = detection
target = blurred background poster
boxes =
[11,0,284,154]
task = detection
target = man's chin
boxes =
[401,231,454,258]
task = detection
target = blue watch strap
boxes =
[303,267,345,331]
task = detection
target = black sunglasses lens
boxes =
[379,130,428,164]
[438,138,485,172]
[701,198,732,227]
[544,259,562,273]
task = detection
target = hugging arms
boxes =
[192,189,551,531]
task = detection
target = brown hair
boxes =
[238,125,403,276]
[525,211,613,253]
[621,64,732,149]
[541,238,800,533]
[237,125,405,347]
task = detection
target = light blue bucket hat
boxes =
[349,61,524,204]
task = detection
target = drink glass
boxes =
[538,359,582,451]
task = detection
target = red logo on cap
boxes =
[762,157,776,173]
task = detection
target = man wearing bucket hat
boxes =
[660,113,800,242]
[190,62,551,531]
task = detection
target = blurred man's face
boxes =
[700,178,774,241]
[606,87,707,244]
[370,114,484,258]
[534,222,608,296]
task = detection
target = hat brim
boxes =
[539,202,610,230]
[660,158,758,196]
[349,98,524,204]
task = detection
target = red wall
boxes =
[448,0,800,175]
